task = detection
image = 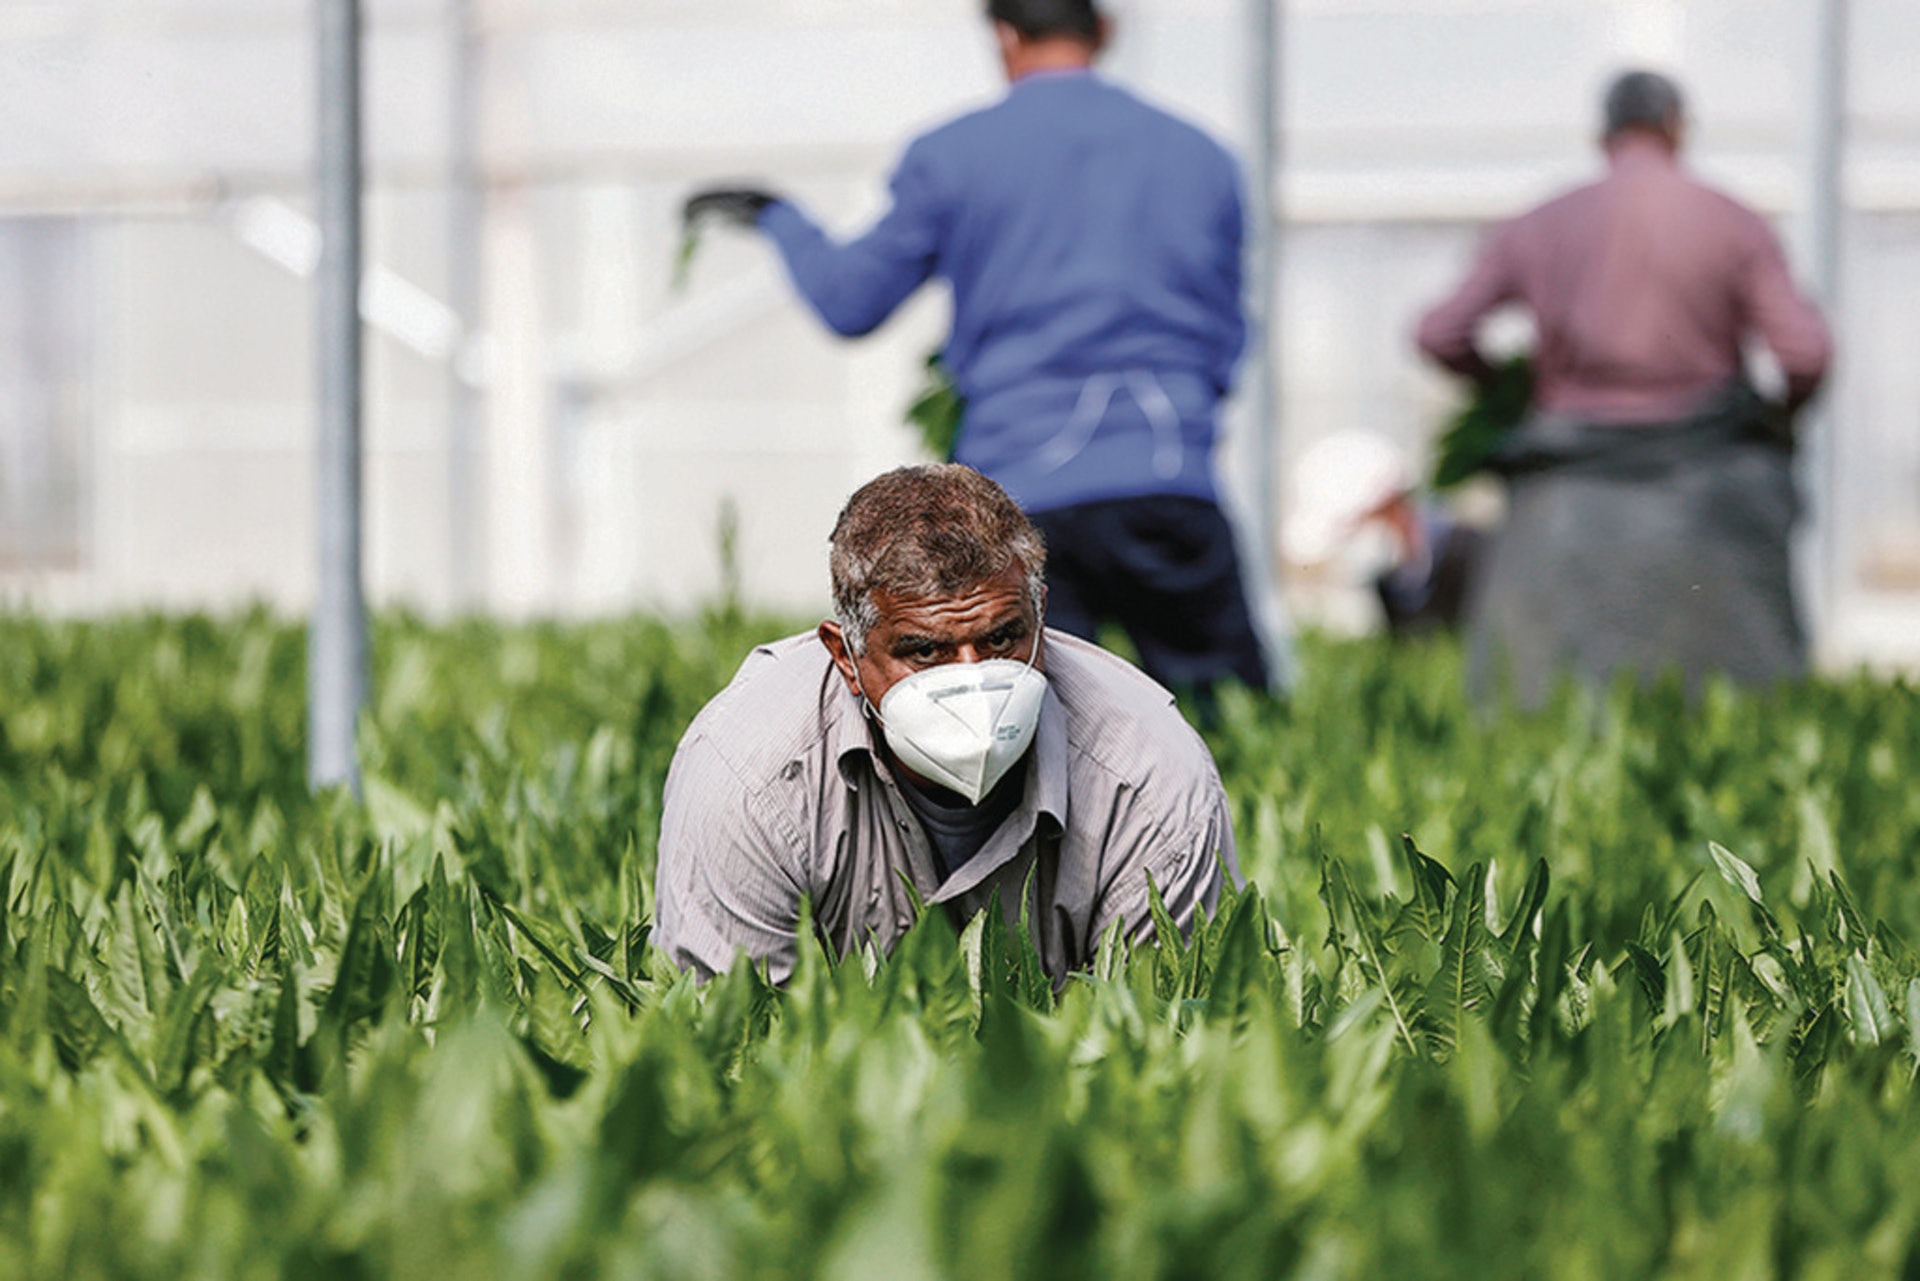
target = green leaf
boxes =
[1790,1004,1839,1098]
[151,965,223,1099]
[1424,862,1491,1059]
[1907,979,1920,1071]
[1845,954,1893,1046]
[398,880,442,1008]
[101,884,160,1033]
[320,872,397,1048]
[959,907,989,1027]
[1203,883,1265,1026]
[46,969,111,1072]
[1826,871,1870,955]
[1009,863,1054,1011]
[266,962,315,1096]
[1497,858,1550,955]
[1144,873,1191,1005]
[1145,873,1183,958]
[1696,906,1733,1050]
[1529,900,1575,1051]
[1623,940,1666,1015]
[1710,841,1765,908]
[487,891,591,999]
[1397,833,1455,943]
[1324,858,1420,1054]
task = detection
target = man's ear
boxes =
[817,620,864,696]
[991,18,1021,68]
[1035,584,1052,669]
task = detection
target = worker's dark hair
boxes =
[830,464,1047,656]
[1602,69,1685,138]
[986,0,1101,43]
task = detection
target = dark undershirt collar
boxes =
[889,748,1027,883]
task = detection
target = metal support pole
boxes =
[1243,0,1293,688]
[310,0,367,794]
[1246,0,1278,549]
[447,0,483,608]
[1801,0,1848,661]
[1804,0,1847,313]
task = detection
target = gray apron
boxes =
[1467,380,1806,709]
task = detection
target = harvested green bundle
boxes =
[1431,355,1532,489]
[904,349,964,460]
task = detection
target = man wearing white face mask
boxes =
[654,464,1240,984]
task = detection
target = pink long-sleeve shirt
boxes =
[1417,135,1832,422]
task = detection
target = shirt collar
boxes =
[1009,67,1097,92]
[1029,681,1070,825]
[828,666,879,785]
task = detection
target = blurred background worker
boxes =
[1415,69,1832,708]
[1282,431,1484,640]
[681,0,1271,705]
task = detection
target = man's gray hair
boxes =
[1603,69,1684,139]
[829,464,1047,656]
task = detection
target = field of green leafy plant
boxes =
[4,607,1920,1279]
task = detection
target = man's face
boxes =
[819,561,1043,707]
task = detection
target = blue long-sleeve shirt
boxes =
[759,71,1247,513]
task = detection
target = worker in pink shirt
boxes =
[1417,69,1832,708]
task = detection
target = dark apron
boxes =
[1467,380,1806,709]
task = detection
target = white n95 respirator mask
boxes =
[873,650,1047,805]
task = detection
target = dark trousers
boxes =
[1031,495,1269,697]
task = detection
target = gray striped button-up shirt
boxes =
[653,629,1239,983]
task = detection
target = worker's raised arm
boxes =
[758,141,948,338]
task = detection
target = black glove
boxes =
[681,186,780,231]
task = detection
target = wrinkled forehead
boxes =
[870,563,1035,632]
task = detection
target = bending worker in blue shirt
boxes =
[684,0,1271,701]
